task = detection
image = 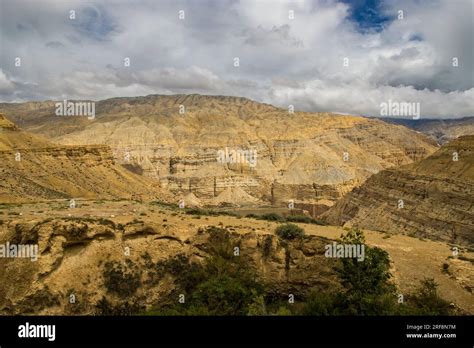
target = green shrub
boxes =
[146,227,264,316]
[103,261,141,298]
[275,223,305,240]
[189,275,260,315]
[185,208,209,216]
[403,278,453,315]
[300,291,338,315]
[95,297,143,315]
[260,213,284,221]
[245,213,258,219]
[246,212,325,225]
[285,215,325,225]
[148,255,263,316]
[246,290,267,316]
[285,215,313,223]
[185,208,238,217]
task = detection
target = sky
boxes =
[0,0,473,118]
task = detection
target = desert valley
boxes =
[0,95,472,316]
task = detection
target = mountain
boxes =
[322,135,474,246]
[0,95,438,209]
[378,117,474,145]
[0,113,166,203]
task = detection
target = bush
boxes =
[185,208,238,217]
[185,208,210,216]
[103,261,141,298]
[286,215,325,225]
[206,227,238,259]
[285,215,313,223]
[151,254,205,293]
[246,291,267,316]
[245,213,258,219]
[338,245,393,295]
[300,291,337,315]
[260,213,284,221]
[275,223,305,240]
[246,212,326,225]
[95,297,143,315]
[190,274,260,315]
[149,256,263,316]
[147,227,264,316]
[403,278,453,315]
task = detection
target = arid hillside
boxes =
[0,113,168,203]
[0,201,472,315]
[0,95,438,209]
[323,135,474,246]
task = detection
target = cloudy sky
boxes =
[0,0,473,118]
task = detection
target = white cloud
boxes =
[0,0,472,118]
[0,70,14,93]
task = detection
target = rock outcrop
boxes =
[0,216,339,315]
[322,135,474,246]
[0,113,168,202]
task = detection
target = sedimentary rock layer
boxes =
[323,135,474,246]
[0,95,438,207]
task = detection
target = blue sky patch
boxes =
[340,0,392,32]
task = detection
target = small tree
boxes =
[407,278,453,315]
[275,223,305,240]
[337,228,397,315]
